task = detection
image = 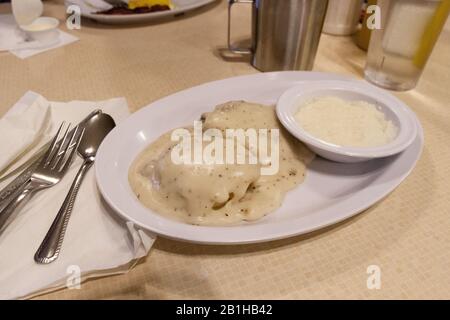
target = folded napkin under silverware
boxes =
[0,91,154,300]
[0,123,84,234]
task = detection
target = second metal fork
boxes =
[0,123,84,233]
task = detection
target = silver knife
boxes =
[0,109,102,210]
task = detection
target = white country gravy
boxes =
[128,101,315,226]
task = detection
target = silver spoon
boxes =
[34,113,116,264]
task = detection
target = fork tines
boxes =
[41,123,84,172]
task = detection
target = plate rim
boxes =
[95,71,424,244]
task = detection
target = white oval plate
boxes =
[96,71,424,244]
[64,0,217,24]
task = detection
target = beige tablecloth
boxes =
[1,0,449,299]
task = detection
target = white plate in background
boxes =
[95,71,423,244]
[64,0,217,24]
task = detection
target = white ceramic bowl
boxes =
[276,80,418,163]
[20,16,60,44]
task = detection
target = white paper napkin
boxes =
[0,91,156,300]
[0,14,78,59]
[0,95,51,175]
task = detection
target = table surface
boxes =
[1,0,449,299]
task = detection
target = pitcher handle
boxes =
[228,0,253,54]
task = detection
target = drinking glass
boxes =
[364,0,449,91]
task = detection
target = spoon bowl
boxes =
[78,113,116,160]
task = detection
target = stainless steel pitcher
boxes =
[228,0,329,72]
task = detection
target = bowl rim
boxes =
[276,80,419,159]
[20,16,60,32]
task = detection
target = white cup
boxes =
[20,17,60,44]
[11,0,44,26]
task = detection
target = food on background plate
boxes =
[95,0,172,15]
[129,101,314,226]
[295,96,398,148]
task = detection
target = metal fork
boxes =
[0,123,84,233]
